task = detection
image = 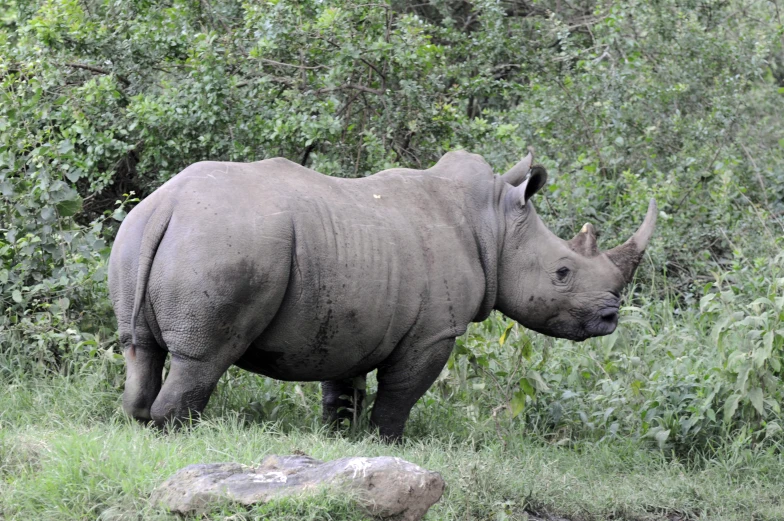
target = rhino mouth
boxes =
[587,306,620,336]
[540,304,620,342]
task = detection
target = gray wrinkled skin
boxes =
[109,151,656,441]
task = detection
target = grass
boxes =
[2,374,784,521]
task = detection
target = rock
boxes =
[151,455,445,520]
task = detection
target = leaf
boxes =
[752,332,774,368]
[56,195,83,217]
[112,208,127,221]
[499,321,514,346]
[700,292,716,311]
[65,168,83,182]
[520,378,535,397]
[520,334,533,361]
[723,394,741,422]
[40,206,55,221]
[510,390,526,418]
[711,314,733,344]
[0,180,14,196]
[12,289,23,303]
[748,387,765,416]
[58,139,74,154]
[750,297,775,308]
[526,370,550,392]
[735,363,751,393]
[654,428,670,447]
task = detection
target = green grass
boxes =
[2,375,784,521]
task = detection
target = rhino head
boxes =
[495,153,657,341]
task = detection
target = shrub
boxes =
[1,0,782,451]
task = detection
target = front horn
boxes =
[605,199,658,283]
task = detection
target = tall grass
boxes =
[2,373,784,520]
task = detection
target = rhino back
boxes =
[125,157,495,381]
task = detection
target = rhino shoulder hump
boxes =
[431,151,494,178]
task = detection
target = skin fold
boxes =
[108,150,656,441]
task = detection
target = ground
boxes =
[2,373,783,521]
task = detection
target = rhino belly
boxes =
[239,313,399,381]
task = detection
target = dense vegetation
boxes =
[1,0,784,518]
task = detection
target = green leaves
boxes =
[57,139,73,154]
[724,394,741,422]
[748,387,765,416]
[499,322,515,346]
[510,390,526,418]
[0,0,782,455]
[56,195,82,217]
[525,370,550,393]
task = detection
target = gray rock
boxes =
[151,455,445,520]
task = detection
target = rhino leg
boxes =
[371,338,454,442]
[122,338,167,423]
[321,377,367,426]
[149,354,234,428]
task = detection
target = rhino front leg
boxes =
[371,338,454,442]
[321,376,367,426]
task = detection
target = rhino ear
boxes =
[501,152,533,187]
[511,166,548,207]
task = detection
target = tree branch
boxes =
[64,62,130,86]
[256,57,327,70]
[315,83,385,96]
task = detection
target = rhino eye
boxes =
[556,267,570,280]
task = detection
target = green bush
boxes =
[439,242,784,454]
[1,0,782,452]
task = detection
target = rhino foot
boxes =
[321,377,367,427]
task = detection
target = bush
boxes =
[1,0,782,451]
[439,241,784,454]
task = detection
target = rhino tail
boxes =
[130,200,174,354]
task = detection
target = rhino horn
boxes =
[568,222,599,257]
[605,199,658,283]
[501,152,533,187]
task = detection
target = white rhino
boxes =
[109,150,656,441]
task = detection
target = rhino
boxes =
[108,150,656,441]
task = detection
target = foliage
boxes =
[0,0,783,455]
[440,242,784,455]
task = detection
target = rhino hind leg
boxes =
[122,339,167,423]
[321,376,367,427]
[371,338,454,442]
[149,353,234,428]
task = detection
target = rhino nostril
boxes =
[600,308,618,322]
